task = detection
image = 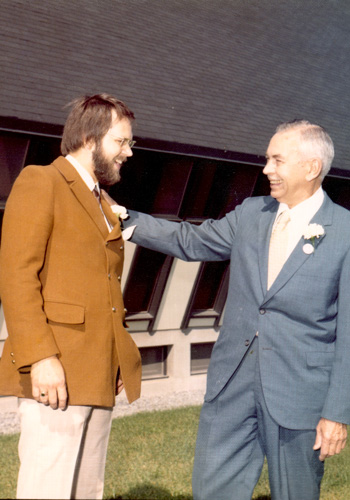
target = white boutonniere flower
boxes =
[111,204,129,221]
[302,223,325,254]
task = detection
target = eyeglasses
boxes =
[108,133,136,149]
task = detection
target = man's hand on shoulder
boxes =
[313,417,347,461]
[31,355,68,410]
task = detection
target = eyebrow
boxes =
[265,153,284,160]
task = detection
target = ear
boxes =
[305,158,322,182]
[84,138,96,152]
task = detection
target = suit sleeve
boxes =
[0,165,60,370]
[321,246,350,424]
[125,208,240,262]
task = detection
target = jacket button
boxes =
[245,340,250,346]
[124,308,128,314]
[117,275,121,281]
[112,307,116,312]
[10,352,14,356]
[12,359,16,364]
[120,245,124,251]
[108,273,111,280]
[259,309,266,315]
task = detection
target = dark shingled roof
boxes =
[1,0,350,169]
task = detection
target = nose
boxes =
[263,160,274,176]
[123,144,133,157]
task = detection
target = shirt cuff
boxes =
[122,225,136,241]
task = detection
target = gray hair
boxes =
[276,120,334,180]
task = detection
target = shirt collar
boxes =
[276,187,324,224]
[66,154,99,193]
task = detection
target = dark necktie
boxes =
[92,186,112,231]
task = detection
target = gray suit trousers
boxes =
[192,337,324,500]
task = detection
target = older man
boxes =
[121,120,350,499]
[0,94,141,499]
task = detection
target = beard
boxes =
[92,142,121,186]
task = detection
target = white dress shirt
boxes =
[274,187,324,259]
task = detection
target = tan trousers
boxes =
[16,398,113,499]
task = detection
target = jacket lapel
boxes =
[101,196,122,241]
[261,193,334,305]
[53,157,111,239]
[258,198,278,295]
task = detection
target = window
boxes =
[0,134,30,203]
[183,261,229,328]
[140,345,169,380]
[191,342,215,375]
[123,248,173,332]
[110,151,193,217]
[183,161,262,327]
[112,150,264,330]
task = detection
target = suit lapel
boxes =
[262,193,334,305]
[53,157,111,239]
[258,199,278,294]
[101,195,122,241]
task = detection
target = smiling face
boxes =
[92,114,133,186]
[263,129,321,208]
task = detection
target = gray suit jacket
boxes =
[126,194,350,429]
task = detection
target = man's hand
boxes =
[313,417,347,461]
[31,356,68,410]
[116,378,124,395]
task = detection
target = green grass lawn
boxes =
[0,405,349,499]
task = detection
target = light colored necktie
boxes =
[267,210,290,289]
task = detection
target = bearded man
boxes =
[0,94,141,499]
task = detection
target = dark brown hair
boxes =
[61,94,135,155]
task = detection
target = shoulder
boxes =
[332,201,350,219]
[242,195,274,208]
[6,159,68,210]
[325,194,350,225]
[228,195,275,217]
[12,157,73,191]
[15,159,61,183]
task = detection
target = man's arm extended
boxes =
[124,209,238,262]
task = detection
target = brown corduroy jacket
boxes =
[0,156,141,406]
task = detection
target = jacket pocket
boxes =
[306,351,334,367]
[44,301,85,324]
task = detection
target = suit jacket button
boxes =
[112,307,116,312]
[12,359,16,364]
[259,309,266,315]
[117,275,121,281]
[10,352,14,356]
[245,340,250,346]
[108,273,111,280]
[120,245,124,251]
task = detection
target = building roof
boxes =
[1,0,350,169]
